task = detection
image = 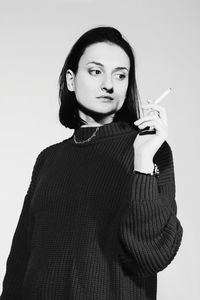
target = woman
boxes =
[0,26,183,300]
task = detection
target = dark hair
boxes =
[58,26,142,129]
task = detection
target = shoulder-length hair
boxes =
[58,26,142,129]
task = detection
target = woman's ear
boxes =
[66,70,75,91]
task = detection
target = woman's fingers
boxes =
[142,103,168,126]
[134,114,163,126]
[137,119,168,139]
[138,120,162,130]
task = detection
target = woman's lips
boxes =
[97,96,114,100]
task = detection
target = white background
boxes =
[0,0,199,299]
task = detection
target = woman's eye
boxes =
[116,74,126,80]
[88,69,101,75]
[88,69,127,80]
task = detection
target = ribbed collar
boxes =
[70,121,138,145]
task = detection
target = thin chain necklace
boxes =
[73,127,100,144]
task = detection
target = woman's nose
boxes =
[100,75,113,91]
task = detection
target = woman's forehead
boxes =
[79,42,130,69]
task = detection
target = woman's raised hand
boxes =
[133,100,168,171]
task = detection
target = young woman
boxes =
[0,26,183,300]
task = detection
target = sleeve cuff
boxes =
[131,172,160,202]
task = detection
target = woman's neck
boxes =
[79,111,114,128]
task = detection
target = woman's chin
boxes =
[77,101,118,121]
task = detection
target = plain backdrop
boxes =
[0,0,199,299]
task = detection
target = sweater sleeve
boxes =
[0,147,48,300]
[117,141,183,278]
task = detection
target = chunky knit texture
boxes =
[0,121,183,300]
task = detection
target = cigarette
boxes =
[154,88,172,104]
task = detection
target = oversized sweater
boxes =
[0,120,183,300]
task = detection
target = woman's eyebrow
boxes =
[86,61,129,71]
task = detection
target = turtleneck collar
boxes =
[70,121,138,145]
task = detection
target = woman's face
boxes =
[66,42,130,123]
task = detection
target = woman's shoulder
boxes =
[35,140,66,163]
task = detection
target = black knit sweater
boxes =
[0,120,183,300]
